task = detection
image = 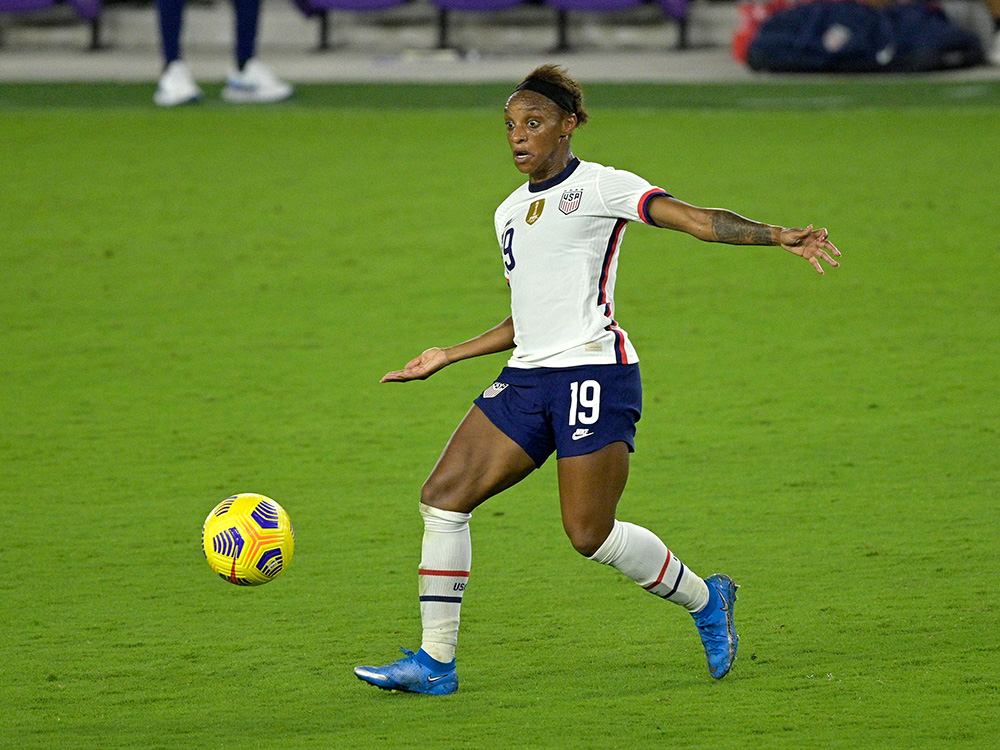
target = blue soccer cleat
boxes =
[354,648,458,695]
[691,574,739,679]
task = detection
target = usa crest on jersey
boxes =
[559,188,583,215]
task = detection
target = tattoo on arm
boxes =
[710,211,775,245]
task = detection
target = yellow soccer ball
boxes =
[202,494,295,586]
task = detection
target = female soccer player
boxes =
[355,65,840,695]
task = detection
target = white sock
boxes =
[589,519,710,613]
[418,503,472,664]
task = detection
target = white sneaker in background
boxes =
[221,60,294,104]
[154,60,202,107]
[990,30,1000,66]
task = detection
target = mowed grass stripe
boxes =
[1,101,998,749]
[2,79,1000,110]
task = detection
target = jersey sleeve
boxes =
[494,204,511,283]
[596,167,671,226]
[494,204,506,247]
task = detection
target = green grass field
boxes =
[2,81,999,749]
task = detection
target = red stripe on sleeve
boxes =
[637,188,669,225]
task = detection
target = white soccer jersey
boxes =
[493,158,669,369]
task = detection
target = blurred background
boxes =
[1,0,998,84]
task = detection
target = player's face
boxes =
[504,92,577,182]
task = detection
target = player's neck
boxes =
[529,147,575,184]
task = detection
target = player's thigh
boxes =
[421,405,537,514]
[557,441,630,555]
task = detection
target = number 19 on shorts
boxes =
[568,380,601,426]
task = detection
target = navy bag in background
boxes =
[747,1,895,72]
[747,0,984,73]
[884,2,984,71]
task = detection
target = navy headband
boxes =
[513,78,577,116]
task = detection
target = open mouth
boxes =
[513,150,531,163]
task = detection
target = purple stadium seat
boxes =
[427,1,526,50]
[65,0,98,19]
[658,0,692,48]
[429,0,524,8]
[546,0,691,51]
[547,0,644,9]
[658,0,688,20]
[289,0,408,51]
[0,0,102,48]
[0,0,56,11]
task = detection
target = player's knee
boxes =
[564,520,612,558]
[420,471,468,513]
[420,473,450,509]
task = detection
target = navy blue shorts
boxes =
[473,364,642,467]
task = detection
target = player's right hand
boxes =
[380,348,450,383]
[779,224,841,274]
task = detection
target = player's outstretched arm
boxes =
[381,316,515,383]
[645,195,841,274]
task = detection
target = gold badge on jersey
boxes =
[525,199,545,225]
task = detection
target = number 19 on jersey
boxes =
[569,380,601,426]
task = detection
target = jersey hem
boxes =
[506,355,641,370]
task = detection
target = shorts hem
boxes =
[472,402,549,468]
[556,436,635,461]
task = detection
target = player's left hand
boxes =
[779,225,841,274]
[380,347,450,383]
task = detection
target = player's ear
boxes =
[561,113,578,139]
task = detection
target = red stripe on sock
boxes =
[642,550,673,590]
[418,568,470,577]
